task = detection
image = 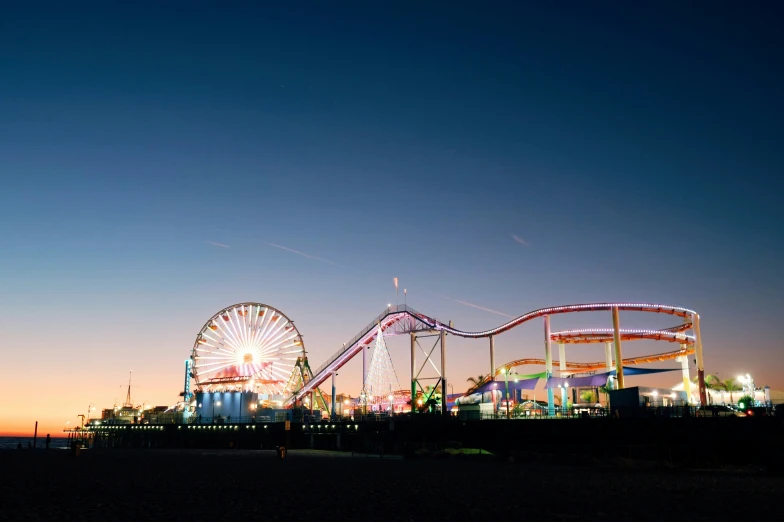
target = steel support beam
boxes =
[678,349,691,401]
[612,306,624,389]
[693,313,707,406]
[331,373,336,420]
[544,315,554,414]
[440,329,447,416]
[559,343,566,375]
[362,343,367,392]
[489,335,495,382]
[410,332,416,414]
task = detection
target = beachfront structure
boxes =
[173,301,711,425]
[672,382,777,407]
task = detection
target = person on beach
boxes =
[45,434,51,450]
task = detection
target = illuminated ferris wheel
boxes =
[191,303,304,395]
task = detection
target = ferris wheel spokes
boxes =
[190,303,305,395]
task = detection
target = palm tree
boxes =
[713,378,742,404]
[466,374,487,387]
[598,385,610,406]
[579,390,596,403]
[704,374,721,390]
[703,374,723,404]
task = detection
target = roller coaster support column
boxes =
[544,315,554,415]
[440,329,447,416]
[560,383,568,413]
[331,373,336,421]
[559,343,567,412]
[678,349,691,400]
[361,342,368,414]
[410,332,416,414]
[362,343,368,393]
[489,335,495,383]
[612,306,624,389]
[559,343,566,374]
[605,342,613,371]
[692,313,707,406]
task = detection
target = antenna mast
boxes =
[124,371,133,408]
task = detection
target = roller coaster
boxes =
[286,302,708,410]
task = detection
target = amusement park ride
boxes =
[184,301,709,419]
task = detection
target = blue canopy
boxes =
[468,366,680,395]
[546,374,610,389]
[472,375,544,395]
[620,366,680,376]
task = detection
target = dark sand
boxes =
[0,449,780,521]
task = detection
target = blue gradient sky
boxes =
[1,1,782,434]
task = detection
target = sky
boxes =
[1,1,782,436]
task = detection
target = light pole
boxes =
[501,368,510,419]
[558,384,563,412]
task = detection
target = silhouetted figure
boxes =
[17,442,22,450]
[45,434,51,450]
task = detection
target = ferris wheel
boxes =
[191,303,304,395]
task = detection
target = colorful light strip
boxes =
[552,328,694,343]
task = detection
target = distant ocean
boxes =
[0,436,70,450]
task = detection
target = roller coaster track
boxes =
[502,347,696,373]
[463,346,696,394]
[551,328,694,345]
[287,302,698,406]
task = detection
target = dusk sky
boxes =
[1,1,782,435]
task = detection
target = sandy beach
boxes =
[0,448,780,521]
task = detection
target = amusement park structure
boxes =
[185,301,708,419]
